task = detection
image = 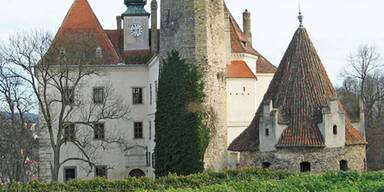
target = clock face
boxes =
[130,24,143,37]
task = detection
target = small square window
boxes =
[63,123,75,140]
[95,165,107,178]
[134,122,143,139]
[93,87,104,104]
[132,88,143,104]
[94,123,105,140]
[64,167,76,183]
[64,87,74,104]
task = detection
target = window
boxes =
[95,166,107,178]
[333,125,338,135]
[340,160,348,171]
[243,86,246,92]
[155,81,158,102]
[59,47,67,61]
[64,87,74,104]
[95,47,103,58]
[146,152,151,167]
[300,162,311,172]
[134,122,143,139]
[132,88,143,104]
[94,123,105,140]
[152,153,155,168]
[93,87,104,104]
[150,84,153,105]
[64,167,76,183]
[265,128,269,136]
[63,123,75,140]
[262,162,271,169]
[149,121,152,140]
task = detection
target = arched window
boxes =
[300,161,311,172]
[129,169,145,178]
[340,160,348,171]
[262,162,271,169]
[333,125,338,135]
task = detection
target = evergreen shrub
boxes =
[154,50,209,177]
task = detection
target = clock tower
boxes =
[122,0,150,52]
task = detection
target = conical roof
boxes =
[229,27,365,151]
[54,0,120,64]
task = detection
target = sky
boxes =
[0,0,383,86]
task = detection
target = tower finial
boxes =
[298,0,304,28]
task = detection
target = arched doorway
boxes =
[262,162,271,169]
[340,160,348,171]
[129,169,146,178]
[300,162,311,172]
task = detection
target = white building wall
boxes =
[39,59,159,182]
[226,78,257,144]
[255,74,274,108]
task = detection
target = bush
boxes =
[2,168,384,192]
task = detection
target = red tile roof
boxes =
[55,0,120,64]
[227,61,257,79]
[229,28,365,151]
[226,7,277,74]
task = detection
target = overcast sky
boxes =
[1,0,383,86]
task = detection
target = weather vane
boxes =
[298,0,304,28]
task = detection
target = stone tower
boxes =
[160,0,228,171]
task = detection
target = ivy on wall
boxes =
[154,50,209,177]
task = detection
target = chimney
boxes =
[151,0,158,53]
[116,16,122,30]
[243,9,252,46]
[359,97,366,140]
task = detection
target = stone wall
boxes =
[240,145,366,172]
[160,0,228,171]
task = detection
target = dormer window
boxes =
[241,41,247,48]
[96,47,103,58]
[59,47,67,61]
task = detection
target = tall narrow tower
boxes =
[160,0,228,171]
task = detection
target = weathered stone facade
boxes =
[241,145,366,172]
[160,0,228,171]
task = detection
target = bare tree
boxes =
[1,31,130,182]
[339,44,384,170]
[343,45,382,102]
[0,52,37,183]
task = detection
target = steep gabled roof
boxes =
[226,8,277,74]
[55,0,120,64]
[227,61,257,79]
[229,27,365,151]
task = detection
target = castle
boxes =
[38,0,276,182]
